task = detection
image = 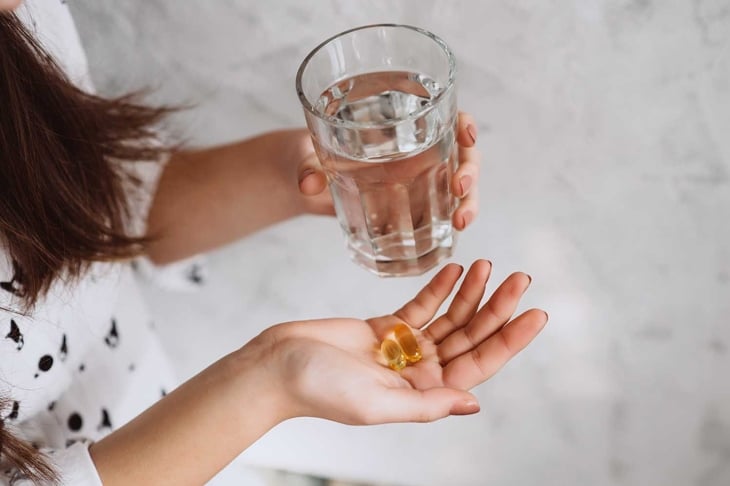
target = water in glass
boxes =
[313,71,458,276]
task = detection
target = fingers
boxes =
[456,112,477,148]
[443,308,548,390]
[297,151,328,196]
[437,272,531,364]
[451,171,479,231]
[452,113,481,230]
[360,387,479,424]
[423,260,492,343]
[394,263,464,328]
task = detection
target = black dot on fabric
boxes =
[48,401,56,411]
[128,363,135,372]
[8,401,19,420]
[98,408,112,430]
[5,319,24,351]
[161,388,167,397]
[59,334,68,361]
[79,363,85,372]
[38,355,54,372]
[1,261,25,297]
[187,264,204,284]
[67,413,83,431]
[105,318,120,348]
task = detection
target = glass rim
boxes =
[295,23,456,129]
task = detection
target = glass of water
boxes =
[296,24,458,277]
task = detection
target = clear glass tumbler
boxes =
[296,24,458,277]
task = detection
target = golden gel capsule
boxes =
[393,323,422,363]
[380,338,407,371]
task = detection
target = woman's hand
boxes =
[90,260,544,485]
[146,116,480,264]
[295,112,482,230]
[253,260,546,424]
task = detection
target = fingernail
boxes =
[466,124,477,144]
[298,168,315,184]
[461,210,474,229]
[459,175,473,196]
[448,263,465,277]
[451,399,480,415]
[463,399,479,409]
[526,274,532,285]
[542,310,549,321]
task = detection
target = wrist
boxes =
[226,330,295,426]
[257,130,311,216]
[89,336,292,485]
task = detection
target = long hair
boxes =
[0,11,171,483]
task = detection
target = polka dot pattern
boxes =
[0,2,183,483]
[38,355,54,372]
[67,413,83,432]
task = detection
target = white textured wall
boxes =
[71,2,730,485]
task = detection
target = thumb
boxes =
[373,387,480,424]
[297,151,328,196]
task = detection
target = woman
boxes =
[0,1,548,485]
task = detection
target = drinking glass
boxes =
[296,24,458,276]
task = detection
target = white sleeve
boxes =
[51,441,103,486]
[132,254,209,292]
[21,0,209,293]
[0,441,102,486]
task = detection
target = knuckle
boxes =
[463,194,479,207]
[459,198,477,211]
[353,397,382,425]
[415,409,436,423]
[355,409,376,425]
[458,111,474,125]
[495,331,513,355]
[463,324,481,348]
[471,347,489,375]
[482,304,502,326]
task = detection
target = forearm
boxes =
[145,131,306,264]
[89,342,286,486]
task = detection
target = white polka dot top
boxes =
[1,2,179,484]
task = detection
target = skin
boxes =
[0,0,21,11]
[5,1,545,479]
[102,117,528,485]
[90,261,548,485]
[145,117,480,263]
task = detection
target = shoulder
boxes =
[15,0,93,91]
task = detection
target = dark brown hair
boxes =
[1,11,170,483]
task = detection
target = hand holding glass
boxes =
[296,24,459,277]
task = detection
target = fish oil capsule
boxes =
[380,338,407,371]
[393,323,422,363]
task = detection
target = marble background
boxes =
[70,1,730,485]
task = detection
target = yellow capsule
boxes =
[380,338,407,371]
[393,323,422,363]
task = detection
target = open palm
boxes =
[275,260,547,425]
